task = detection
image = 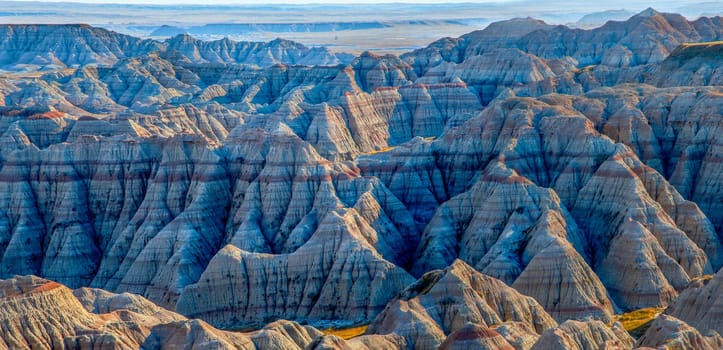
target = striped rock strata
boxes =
[0,275,323,350]
[367,260,556,350]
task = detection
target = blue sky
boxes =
[12,0,518,3]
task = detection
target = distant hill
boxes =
[572,9,634,28]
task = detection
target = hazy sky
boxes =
[8,0,517,3]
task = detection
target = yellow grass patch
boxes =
[322,325,369,340]
[679,40,723,47]
[690,274,714,284]
[615,307,665,332]
[365,146,395,155]
[0,68,76,80]
[573,65,598,73]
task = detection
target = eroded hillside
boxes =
[0,8,722,350]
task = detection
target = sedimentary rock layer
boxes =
[0,275,326,350]
[0,8,721,346]
[367,260,556,350]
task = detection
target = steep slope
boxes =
[532,87,723,248]
[578,41,723,89]
[0,133,233,296]
[0,275,180,349]
[305,333,407,350]
[367,260,556,350]
[177,208,415,328]
[0,103,423,313]
[418,48,556,104]
[530,320,634,350]
[0,275,326,350]
[636,314,723,350]
[361,95,719,314]
[654,41,723,86]
[665,268,723,336]
[409,160,614,322]
[439,323,516,350]
[0,52,482,159]
[401,17,554,75]
[143,319,323,350]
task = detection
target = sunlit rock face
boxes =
[530,320,634,350]
[438,323,517,350]
[665,267,723,336]
[0,275,325,350]
[0,8,721,347]
[367,260,557,350]
[636,314,723,350]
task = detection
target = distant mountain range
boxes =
[147,21,471,37]
[0,24,353,71]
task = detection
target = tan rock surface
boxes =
[0,276,167,349]
[512,238,615,323]
[439,323,516,350]
[143,319,323,350]
[636,314,723,350]
[347,334,407,350]
[0,275,327,350]
[666,268,723,336]
[530,320,634,350]
[368,260,556,350]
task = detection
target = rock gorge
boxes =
[0,7,722,349]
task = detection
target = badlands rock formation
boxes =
[438,323,516,350]
[4,273,700,350]
[0,24,162,69]
[366,93,719,314]
[530,320,634,350]
[367,260,556,349]
[177,209,415,328]
[0,275,324,350]
[0,7,722,349]
[665,268,723,336]
[165,35,350,66]
[635,314,723,350]
[404,8,722,71]
[0,25,350,71]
